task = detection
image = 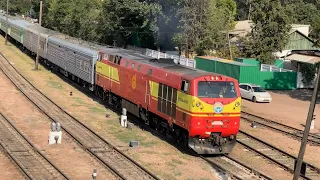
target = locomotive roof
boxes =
[100,48,228,80]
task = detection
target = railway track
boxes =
[0,53,159,180]
[0,112,69,180]
[237,130,320,180]
[202,155,272,180]
[241,111,320,146]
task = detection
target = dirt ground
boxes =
[229,144,293,180]
[0,152,25,180]
[0,37,216,180]
[242,91,320,133]
[241,90,320,169]
[240,120,320,168]
[0,71,116,179]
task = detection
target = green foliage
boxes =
[284,0,320,41]
[6,0,320,59]
[102,0,162,48]
[301,63,317,87]
[174,0,236,57]
[172,33,184,52]
[235,0,250,20]
[240,0,291,64]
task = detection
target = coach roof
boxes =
[49,35,104,56]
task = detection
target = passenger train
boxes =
[0,13,242,154]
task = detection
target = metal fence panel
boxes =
[128,46,196,68]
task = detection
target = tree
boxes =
[102,0,162,48]
[174,0,236,58]
[235,0,251,20]
[284,0,320,43]
[241,0,291,64]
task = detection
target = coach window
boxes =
[181,80,189,93]
[40,41,45,50]
[131,63,135,69]
[125,61,129,67]
[148,69,152,75]
[137,65,141,71]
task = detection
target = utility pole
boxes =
[227,12,233,60]
[5,0,8,45]
[35,1,43,70]
[247,0,252,20]
[293,64,320,180]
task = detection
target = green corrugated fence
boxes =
[195,56,297,90]
[235,58,284,68]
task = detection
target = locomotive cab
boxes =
[184,75,241,154]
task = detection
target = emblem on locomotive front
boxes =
[132,74,136,90]
[214,102,223,113]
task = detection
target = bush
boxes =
[301,63,317,87]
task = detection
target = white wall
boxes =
[291,25,310,37]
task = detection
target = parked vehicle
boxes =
[239,83,272,103]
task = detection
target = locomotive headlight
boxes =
[196,101,201,107]
[235,102,240,107]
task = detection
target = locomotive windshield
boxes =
[197,81,237,98]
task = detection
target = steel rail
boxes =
[0,112,69,180]
[241,111,320,146]
[0,52,159,180]
[237,130,320,180]
[201,155,273,180]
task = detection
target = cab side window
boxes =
[98,53,102,62]
[109,55,115,62]
[181,80,189,93]
[103,54,109,61]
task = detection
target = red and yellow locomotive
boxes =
[94,48,241,154]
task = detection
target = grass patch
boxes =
[71,104,83,107]
[115,129,146,144]
[89,106,105,113]
[163,152,173,156]
[174,171,182,177]
[47,80,63,89]
[141,140,158,147]
[165,161,176,168]
[179,153,190,160]
[140,150,158,155]
[172,158,184,165]
[73,97,85,104]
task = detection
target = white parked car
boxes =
[239,83,272,103]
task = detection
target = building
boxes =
[227,20,320,89]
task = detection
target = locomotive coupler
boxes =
[209,133,227,146]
